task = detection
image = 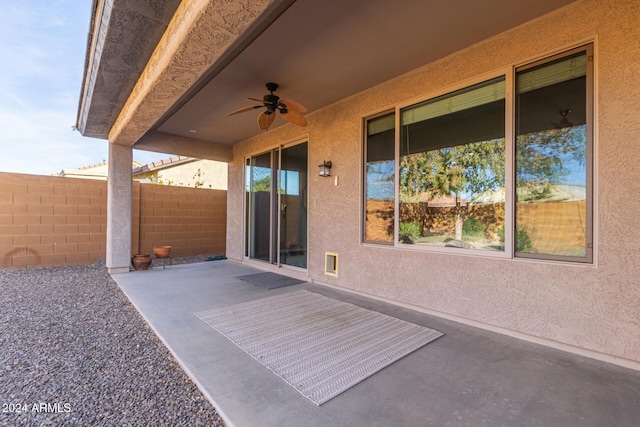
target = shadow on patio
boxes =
[113,260,640,427]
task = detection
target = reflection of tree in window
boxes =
[400,139,505,244]
[362,46,591,261]
[515,49,589,258]
[516,126,586,201]
[399,77,506,249]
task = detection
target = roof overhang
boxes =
[77,0,577,162]
[77,0,183,138]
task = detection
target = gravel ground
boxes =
[0,256,225,427]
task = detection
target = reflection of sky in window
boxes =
[281,170,300,196]
[557,157,586,185]
[366,160,395,201]
[246,165,272,191]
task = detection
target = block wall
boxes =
[137,183,227,257]
[0,172,226,269]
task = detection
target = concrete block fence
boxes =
[0,172,226,269]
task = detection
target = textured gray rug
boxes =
[236,272,305,289]
[195,290,443,405]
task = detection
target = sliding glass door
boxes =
[247,152,276,262]
[279,143,308,268]
[246,141,308,268]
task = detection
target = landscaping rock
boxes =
[0,259,225,427]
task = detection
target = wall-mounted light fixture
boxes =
[318,160,332,177]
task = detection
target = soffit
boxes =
[77,0,182,138]
[153,0,577,147]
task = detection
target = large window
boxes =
[515,49,592,261]
[363,45,593,263]
[399,77,506,251]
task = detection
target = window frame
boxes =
[512,44,594,263]
[393,69,514,259]
[362,109,397,245]
[361,44,593,264]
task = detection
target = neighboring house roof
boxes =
[56,160,143,180]
[131,156,195,175]
[57,156,227,189]
[131,156,228,189]
[404,192,470,208]
[473,184,587,205]
[57,157,199,180]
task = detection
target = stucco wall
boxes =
[135,159,228,189]
[227,0,640,367]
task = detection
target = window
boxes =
[364,112,395,243]
[400,77,506,251]
[515,48,592,262]
[362,45,593,263]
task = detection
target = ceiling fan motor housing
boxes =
[264,94,280,105]
[227,81,307,129]
[266,82,279,92]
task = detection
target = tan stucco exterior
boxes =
[76,0,639,369]
[108,0,271,149]
[226,0,640,368]
[134,159,228,189]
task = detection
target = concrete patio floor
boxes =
[113,260,640,427]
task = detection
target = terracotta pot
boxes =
[153,246,172,258]
[132,254,152,270]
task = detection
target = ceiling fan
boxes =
[551,109,574,129]
[227,82,307,130]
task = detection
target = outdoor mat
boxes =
[194,290,443,405]
[236,272,305,290]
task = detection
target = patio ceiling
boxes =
[78,0,577,161]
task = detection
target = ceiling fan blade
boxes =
[279,98,307,113]
[281,109,307,127]
[247,97,265,103]
[258,111,276,130]
[227,105,262,116]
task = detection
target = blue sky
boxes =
[0,0,170,176]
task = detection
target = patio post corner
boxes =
[106,142,133,274]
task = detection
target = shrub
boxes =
[496,226,535,252]
[515,228,534,252]
[399,221,421,244]
[462,218,485,239]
